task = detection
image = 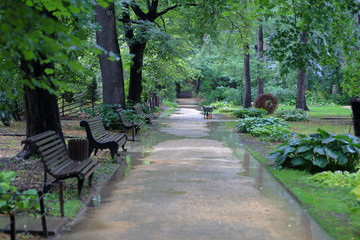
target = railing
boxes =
[58,93,92,117]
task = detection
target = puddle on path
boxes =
[58,105,333,240]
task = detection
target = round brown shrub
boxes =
[254,93,278,114]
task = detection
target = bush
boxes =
[210,101,232,109]
[270,129,360,173]
[265,86,296,104]
[233,108,267,118]
[236,117,291,142]
[276,109,310,121]
[162,99,178,108]
[309,170,360,188]
[0,171,39,214]
[254,93,278,114]
[81,103,122,129]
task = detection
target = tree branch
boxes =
[131,3,147,20]
[157,3,197,18]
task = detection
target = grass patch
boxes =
[272,169,360,240]
[289,121,353,135]
[277,105,352,118]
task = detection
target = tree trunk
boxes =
[296,32,309,111]
[296,68,309,110]
[20,58,64,157]
[95,3,126,108]
[351,99,360,137]
[128,42,146,103]
[257,24,264,96]
[195,78,201,94]
[243,44,252,108]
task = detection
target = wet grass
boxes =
[277,105,352,118]
[272,169,360,240]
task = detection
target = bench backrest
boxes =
[133,103,144,115]
[80,117,109,142]
[22,131,68,175]
[116,109,133,128]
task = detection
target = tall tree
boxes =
[120,1,197,103]
[96,3,126,108]
[0,0,101,156]
[256,23,264,96]
[243,44,252,108]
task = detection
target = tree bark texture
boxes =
[257,24,264,97]
[21,59,64,142]
[296,68,309,110]
[351,99,360,137]
[128,42,146,103]
[243,44,252,108]
[96,3,126,108]
[296,32,309,111]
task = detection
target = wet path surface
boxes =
[58,99,332,240]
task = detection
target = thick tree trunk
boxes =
[20,58,64,158]
[296,68,309,110]
[257,24,264,97]
[243,44,252,108]
[296,32,309,111]
[128,42,146,103]
[96,3,126,108]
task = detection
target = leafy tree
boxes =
[96,2,126,108]
[0,0,107,156]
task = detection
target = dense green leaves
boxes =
[271,129,360,172]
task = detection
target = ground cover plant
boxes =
[235,117,291,142]
[233,108,267,118]
[270,129,360,172]
[276,109,310,121]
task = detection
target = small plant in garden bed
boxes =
[309,170,360,188]
[210,101,232,109]
[81,103,121,129]
[270,129,360,173]
[235,117,291,142]
[233,108,267,118]
[0,171,40,214]
[276,109,310,122]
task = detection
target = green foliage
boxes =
[276,109,310,122]
[0,92,12,126]
[236,117,290,142]
[265,87,296,105]
[233,108,267,118]
[81,103,121,129]
[162,99,178,108]
[310,170,360,188]
[210,101,231,109]
[0,171,39,214]
[270,129,360,173]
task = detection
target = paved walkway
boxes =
[58,98,331,240]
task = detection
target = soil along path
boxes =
[58,98,331,240]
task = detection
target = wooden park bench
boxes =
[80,117,128,159]
[115,109,143,140]
[22,130,99,197]
[132,103,155,124]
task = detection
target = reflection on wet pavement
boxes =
[58,99,332,240]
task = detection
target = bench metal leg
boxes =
[77,177,84,198]
[88,173,94,187]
